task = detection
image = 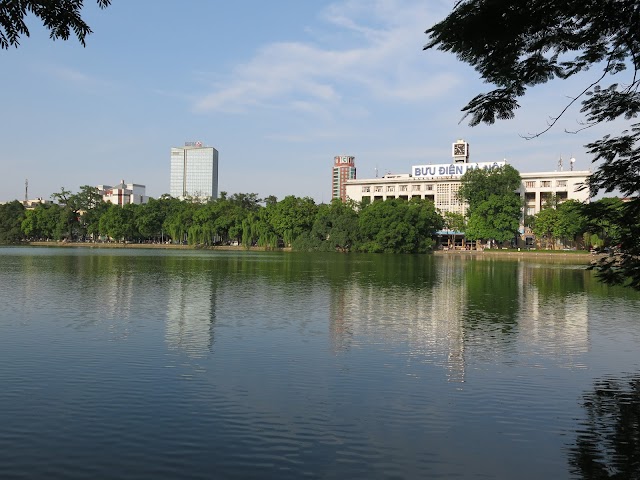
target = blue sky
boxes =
[0,0,614,203]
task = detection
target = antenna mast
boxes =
[24,179,28,203]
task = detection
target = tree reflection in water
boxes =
[569,374,640,479]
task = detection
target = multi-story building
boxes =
[170,142,219,200]
[332,155,356,201]
[345,140,591,218]
[97,180,148,206]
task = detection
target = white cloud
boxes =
[193,0,458,114]
[42,65,114,91]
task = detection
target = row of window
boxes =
[360,180,569,193]
[524,180,568,188]
[361,184,435,193]
[361,194,436,202]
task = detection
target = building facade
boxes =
[332,155,356,201]
[344,140,591,218]
[97,181,148,206]
[170,142,219,200]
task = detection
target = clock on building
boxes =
[453,142,466,156]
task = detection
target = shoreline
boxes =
[433,249,595,261]
[24,241,281,252]
[20,241,599,260]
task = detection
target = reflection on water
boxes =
[0,248,639,479]
[569,374,640,479]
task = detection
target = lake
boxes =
[0,247,639,479]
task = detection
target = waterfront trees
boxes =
[357,198,443,253]
[269,196,318,247]
[293,199,359,252]
[582,197,626,251]
[0,200,25,243]
[457,165,522,246]
[425,0,640,288]
[6,188,448,254]
[532,200,586,249]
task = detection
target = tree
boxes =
[425,1,640,288]
[582,197,625,249]
[21,203,60,240]
[1,0,110,49]
[443,211,466,248]
[357,198,443,253]
[294,199,360,252]
[75,185,106,240]
[533,207,559,249]
[269,196,318,247]
[0,200,25,243]
[554,200,587,247]
[51,187,79,240]
[457,165,522,245]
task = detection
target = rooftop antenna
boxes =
[24,179,28,203]
[558,155,563,171]
[570,156,576,171]
[375,166,378,178]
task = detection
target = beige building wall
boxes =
[345,169,591,218]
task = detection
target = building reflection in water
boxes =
[328,256,467,382]
[166,272,216,358]
[518,261,589,357]
[329,256,590,383]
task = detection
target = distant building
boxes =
[345,138,591,220]
[97,180,148,206]
[332,155,356,201]
[170,142,219,200]
[23,198,54,209]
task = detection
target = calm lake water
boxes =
[0,247,639,479]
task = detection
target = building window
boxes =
[399,185,408,192]
[541,180,552,187]
[412,184,421,191]
[386,185,395,192]
[374,186,383,193]
[425,184,433,191]
[525,181,536,188]
[362,186,371,193]
[556,180,567,187]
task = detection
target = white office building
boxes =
[170,142,219,200]
[97,180,148,206]
[345,140,591,218]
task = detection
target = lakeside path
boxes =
[23,242,598,261]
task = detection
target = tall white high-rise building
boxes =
[170,142,219,200]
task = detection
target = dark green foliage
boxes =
[13,188,446,254]
[458,165,522,243]
[0,0,110,49]
[533,200,587,249]
[0,200,25,243]
[300,199,359,252]
[425,0,640,288]
[357,198,443,253]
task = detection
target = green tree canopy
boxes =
[0,200,25,243]
[458,165,522,244]
[425,0,640,287]
[357,198,443,253]
[1,0,110,49]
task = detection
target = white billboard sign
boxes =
[412,161,505,179]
